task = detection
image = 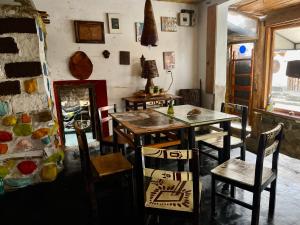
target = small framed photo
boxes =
[107,13,122,33]
[74,20,105,43]
[179,13,190,26]
[135,22,144,42]
[163,51,175,70]
[161,17,177,32]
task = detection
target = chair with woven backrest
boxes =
[199,102,248,164]
[211,123,284,225]
[74,121,134,225]
[98,104,133,154]
[178,88,201,106]
[135,146,201,225]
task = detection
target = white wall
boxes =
[274,33,294,50]
[33,0,199,111]
[296,43,300,49]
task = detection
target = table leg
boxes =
[188,127,196,149]
[134,103,138,110]
[143,102,146,109]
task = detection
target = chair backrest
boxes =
[254,123,284,188]
[221,102,248,141]
[74,121,93,184]
[178,89,201,106]
[135,146,200,217]
[98,104,117,139]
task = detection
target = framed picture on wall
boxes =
[161,17,177,32]
[74,20,105,43]
[163,51,175,70]
[135,22,144,42]
[107,13,122,33]
[179,13,190,26]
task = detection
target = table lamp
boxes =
[141,59,159,94]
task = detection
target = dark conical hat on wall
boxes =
[69,51,93,80]
[141,0,158,47]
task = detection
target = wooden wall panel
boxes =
[205,4,216,94]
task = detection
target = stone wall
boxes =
[247,112,300,160]
[0,2,61,188]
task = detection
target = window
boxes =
[271,28,300,113]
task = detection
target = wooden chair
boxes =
[211,123,284,225]
[199,102,248,164]
[98,104,132,154]
[135,146,201,225]
[178,88,201,106]
[74,121,134,225]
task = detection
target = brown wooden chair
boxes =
[211,123,284,225]
[135,146,201,225]
[199,102,248,164]
[74,121,134,225]
[178,88,201,106]
[98,104,132,154]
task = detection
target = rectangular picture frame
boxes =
[161,17,177,32]
[107,13,122,34]
[163,51,175,70]
[74,20,105,43]
[135,22,144,42]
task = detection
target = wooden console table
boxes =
[123,94,182,111]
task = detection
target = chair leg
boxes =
[268,179,277,217]
[240,144,246,161]
[211,174,216,218]
[251,191,262,225]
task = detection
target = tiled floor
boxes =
[1,148,300,225]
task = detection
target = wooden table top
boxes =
[155,105,239,126]
[122,94,181,103]
[110,109,188,136]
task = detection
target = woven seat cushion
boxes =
[211,159,274,186]
[145,179,201,212]
[201,135,242,149]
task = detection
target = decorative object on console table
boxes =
[120,51,130,65]
[107,13,122,34]
[69,51,93,80]
[141,59,159,94]
[74,20,105,43]
[163,51,175,70]
[161,17,177,32]
[141,0,158,47]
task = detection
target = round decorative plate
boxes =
[69,51,93,80]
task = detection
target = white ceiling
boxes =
[276,26,300,44]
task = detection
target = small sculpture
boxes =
[102,50,110,59]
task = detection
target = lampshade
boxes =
[141,0,158,47]
[286,60,300,78]
[141,60,159,79]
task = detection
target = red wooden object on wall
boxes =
[53,80,108,145]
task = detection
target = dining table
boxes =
[110,108,188,149]
[154,104,239,163]
[110,104,239,164]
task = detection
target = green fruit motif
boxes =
[44,151,64,164]
[0,166,9,178]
